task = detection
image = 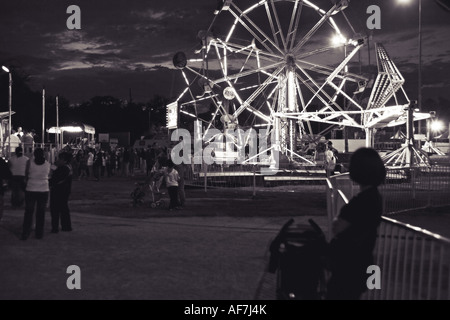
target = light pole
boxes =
[2,66,12,158]
[56,95,60,150]
[398,0,423,133]
[42,87,45,147]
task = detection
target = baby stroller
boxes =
[268,218,328,300]
[130,176,165,208]
[130,181,150,207]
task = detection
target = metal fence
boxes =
[363,217,450,300]
[326,165,450,300]
[382,165,450,214]
[327,165,450,215]
[185,163,328,191]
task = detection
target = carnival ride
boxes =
[47,122,96,150]
[171,0,434,168]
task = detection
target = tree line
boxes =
[0,69,170,144]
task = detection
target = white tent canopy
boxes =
[47,123,95,149]
[47,123,95,135]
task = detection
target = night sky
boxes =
[0,0,449,111]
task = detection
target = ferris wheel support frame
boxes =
[173,0,431,167]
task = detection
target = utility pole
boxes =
[42,87,45,146]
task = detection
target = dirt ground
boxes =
[0,172,330,300]
[0,169,448,301]
[68,174,329,218]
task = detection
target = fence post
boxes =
[427,166,432,207]
[252,165,256,198]
[203,162,207,193]
[325,179,333,242]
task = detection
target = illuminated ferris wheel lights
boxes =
[303,0,320,12]
[431,120,444,133]
[331,34,347,46]
[180,110,197,118]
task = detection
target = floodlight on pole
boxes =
[431,120,444,133]
[2,65,12,159]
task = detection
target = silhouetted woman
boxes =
[326,147,386,300]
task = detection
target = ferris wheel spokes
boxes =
[173,1,382,165]
[227,4,281,55]
[232,65,284,120]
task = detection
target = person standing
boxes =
[326,147,386,300]
[116,148,123,175]
[145,146,154,176]
[93,149,102,181]
[100,150,106,177]
[109,149,116,176]
[139,148,146,173]
[71,150,81,181]
[325,143,337,177]
[122,147,130,177]
[15,126,24,140]
[21,148,51,240]
[175,162,186,208]
[79,149,89,180]
[129,148,136,177]
[164,159,181,210]
[22,129,35,158]
[49,152,73,233]
[328,141,340,171]
[87,148,94,180]
[314,140,326,167]
[105,150,112,177]
[0,156,12,221]
[8,146,29,207]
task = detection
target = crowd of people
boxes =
[0,132,387,300]
[65,144,169,181]
[0,141,188,238]
[2,146,73,240]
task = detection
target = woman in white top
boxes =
[8,146,29,207]
[21,148,51,240]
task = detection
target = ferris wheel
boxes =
[172,0,374,164]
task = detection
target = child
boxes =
[164,159,181,210]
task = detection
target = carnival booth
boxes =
[0,111,17,158]
[47,122,96,150]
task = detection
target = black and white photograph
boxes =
[1,0,450,307]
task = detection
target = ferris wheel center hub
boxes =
[285,54,296,68]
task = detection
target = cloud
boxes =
[423,82,447,89]
[131,9,173,20]
[57,61,92,71]
[45,31,122,54]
